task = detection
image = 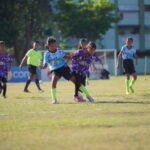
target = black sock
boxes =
[24,80,31,91]
[35,79,41,90]
[0,83,2,94]
[75,83,80,96]
[3,84,7,97]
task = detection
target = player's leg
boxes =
[1,77,7,98]
[24,65,34,92]
[0,77,2,94]
[129,60,137,93]
[125,74,130,95]
[129,73,137,93]
[51,74,59,104]
[69,74,94,102]
[33,73,43,92]
[123,60,130,94]
[62,66,86,102]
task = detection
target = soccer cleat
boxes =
[52,99,57,104]
[24,89,31,93]
[38,89,44,93]
[129,86,134,93]
[2,95,6,99]
[86,95,95,102]
[74,96,86,102]
[126,91,130,95]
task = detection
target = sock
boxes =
[24,80,31,91]
[75,84,79,96]
[129,79,136,87]
[125,79,129,93]
[3,84,7,96]
[0,83,2,94]
[79,85,90,96]
[51,88,56,99]
[35,79,41,90]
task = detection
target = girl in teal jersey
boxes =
[117,37,138,94]
[39,37,95,104]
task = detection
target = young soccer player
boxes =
[117,37,138,94]
[70,41,103,102]
[0,41,13,98]
[19,41,43,92]
[39,37,94,104]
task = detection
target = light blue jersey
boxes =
[44,48,66,71]
[121,45,136,60]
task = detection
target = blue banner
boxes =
[8,66,41,82]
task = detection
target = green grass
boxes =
[0,76,150,150]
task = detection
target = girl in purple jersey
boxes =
[0,41,13,98]
[39,37,94,104]
[70,42,103,102]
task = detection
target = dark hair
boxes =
[88,41,96,49]
[33,41,40,44]
[0,41,5,45]
[45,37,56,49]
[78,38,88,49]
[127,37,133,42]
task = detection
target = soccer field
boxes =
[0,76,150,150]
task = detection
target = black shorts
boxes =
[53,65,73,80]
[0,77,7,83]
[28,65,37,75]
[123,59,136,74]
[73,71,86,86]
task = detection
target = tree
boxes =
[53,0,120,41]
[0,0,52,65]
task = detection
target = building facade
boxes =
[99,0,150,51]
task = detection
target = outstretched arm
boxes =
[19,56,27,69]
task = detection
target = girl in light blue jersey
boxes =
[39,37,94,104]
[117,37,138,94]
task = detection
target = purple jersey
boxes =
[0,52,13,78]
[70,49,100,76]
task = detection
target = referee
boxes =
[19,41,43,92]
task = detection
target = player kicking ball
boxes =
[39,37,95,104]
[117,37,138,94]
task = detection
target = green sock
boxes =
[125,79,129,93]
[51,88,56,99]
[129,79,136,87]
[79,85,90,96]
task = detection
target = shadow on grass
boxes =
[95,100,150,104]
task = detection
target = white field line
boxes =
[0,109,102,116]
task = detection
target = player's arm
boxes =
[39,52,48,69]
[116,51,122,69]
[19,55,27,69]
[134,52,138,65]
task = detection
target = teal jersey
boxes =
[121,45,136,60]
[43,48,66,71]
